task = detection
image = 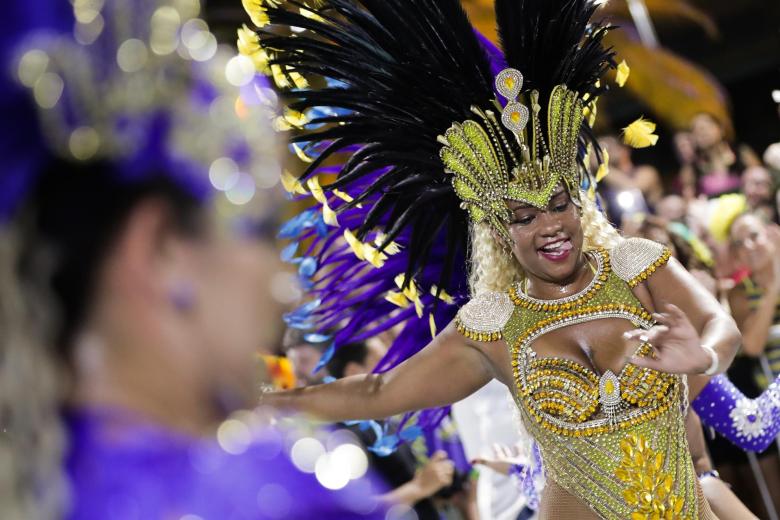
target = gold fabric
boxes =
[496,244,710,519]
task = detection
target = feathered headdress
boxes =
[242,0,620,440]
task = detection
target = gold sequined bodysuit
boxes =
[456,238,715,519]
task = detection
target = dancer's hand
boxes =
[623,303,712,374]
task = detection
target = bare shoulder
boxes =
[610,237,672,287]
[455,291,514,343]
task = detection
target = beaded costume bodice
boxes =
[456,238,706,519]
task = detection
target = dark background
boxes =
[204,0,780,179]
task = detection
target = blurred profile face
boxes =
[508,188,585,285]
[656,195,686,223]
[191,222,284,409]
[690,113,723,150]
[730,214,773,272]
[287,344,326,387]
[742,166,773,207]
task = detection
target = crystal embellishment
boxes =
[495,68,529,136]
[599,370,622,421]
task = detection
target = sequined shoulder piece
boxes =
[455,292,514,342]
[610,238,672,288]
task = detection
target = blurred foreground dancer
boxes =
[0,1,384,519]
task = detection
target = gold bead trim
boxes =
[509,248,610,309]
[627,247,672,288]
[454,321,503,342]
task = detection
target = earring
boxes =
[169,280,196,312]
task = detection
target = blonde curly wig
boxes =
[468,194,623,295]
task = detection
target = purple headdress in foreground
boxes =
[694,373,780,453]
[2,0,281,223]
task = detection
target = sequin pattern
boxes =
[496,244,699,519]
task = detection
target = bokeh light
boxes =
[225,172,256,205]
[290,437,325,474]
[208,157,240,191]
[116,39,149,73]
[216,419,252,455]
[225,55,256,87]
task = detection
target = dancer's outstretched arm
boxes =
[691,373,780,453]
[261,324,505,422]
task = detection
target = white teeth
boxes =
[540,240,571,254]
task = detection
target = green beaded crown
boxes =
[438,68,585,243]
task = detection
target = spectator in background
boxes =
[599,135,663,208]
[597,135,661,225]
[728,213,780,369]
[680,112,760,199]
[283,328,331,387]
[326,340,457,520]
[707,211,780,516]
[741,166,777,224]
[655,194,687,223]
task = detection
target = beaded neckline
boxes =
[509,248,610,310]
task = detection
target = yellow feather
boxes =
[333,189,354,203]
[616,60,630,87]
[300,6,325,22]
[414,297,424,319]
[394,274,419,301]
[306,176,327,204]
[362,243,387,268]
[596,148,610,182]
[385,291,410,308]
[242,0,269,28]
[343,229,365,260]
[584,99,599,127]
[429,314,437,339]
[430,285,454,304]
[622,117,659,148]
[288,71,309,89]
[283,108,309,128]
[291,142,314,163]
[280,170,306,194]
[322,201,339,227]
[270,64,290,88]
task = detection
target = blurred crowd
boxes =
[595,109,780,519]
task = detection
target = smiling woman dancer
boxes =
[242,0,741,517]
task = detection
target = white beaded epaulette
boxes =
[454,291,514,341]
[610,238,671,288]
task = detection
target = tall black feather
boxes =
[495,0,616,158]
[260,0,495,289]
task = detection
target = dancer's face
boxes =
[507,188,585,285]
